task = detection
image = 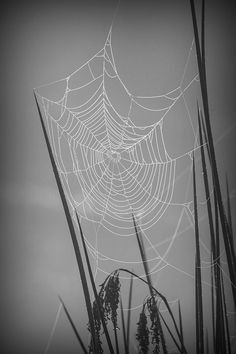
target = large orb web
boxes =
[35,27,204,304]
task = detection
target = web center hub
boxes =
[106,150,121,162]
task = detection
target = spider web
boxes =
[35,27,200,228]
[36,24,236,354]
[35,25,215,311]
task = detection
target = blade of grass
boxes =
[58,296,88,354]
[44,303,62,354]
[159,311,183,353]
[195,252,200,354]
[132,214,167,354]
[201,0,206,84]
[120,296,128,354]
[226,176,233,239]
[132,214,152,295]
[178,300,185,353]
[198,107,216,263]
[193,153,204,354]
[126,274,133,354]
[214,190,226,354]
[75,212,115,354]
[225,176,236,268]
[34,92,97,353]
[201,114,211,167]
[198,108,217,351]
[114,324,120,354]
[221,275,231,354]
[226,176,236,326]
[210,254,216,354]
[205,329,209,354]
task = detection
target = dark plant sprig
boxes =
[103,270,121,329]
[98,270,121,353]
[136,304,149,354]
[147,296,160,353]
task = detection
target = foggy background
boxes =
[0,0,236,353]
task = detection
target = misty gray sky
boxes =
[0,0,236,353]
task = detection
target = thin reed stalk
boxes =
[34,92,97,353]
[226,176,233,240]
[221,275,231,354]
[210,255,216,353]
[75,213,115,354]
[198,108,217,352]
[193,154,204,354]
[198,108,216,264]
[214,190,226,354]
[225,177,236,267]
[58,296,88,354]
[132,214,167,354]
[126,274,133,354]
[120,297,128,354]
[159,311,183,353]
[178,300,185,353]
[205,329,209,354]
[114,324,119,354]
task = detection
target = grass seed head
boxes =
[136,305,150,354]
[147,296,160,353]
[103,271,121,329]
